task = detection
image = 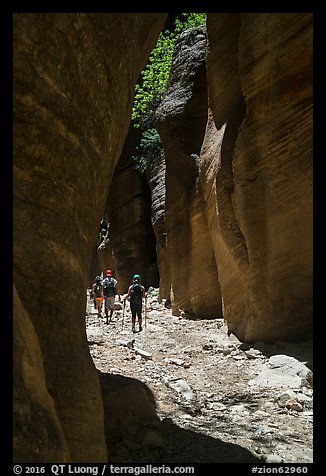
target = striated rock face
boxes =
[155,26,222,318]
[99,127,159,293]
[202,13,313,342]
[146,151,170,302]
[13,11,313,465]
[13,283,70,462]
[13,12,167,462]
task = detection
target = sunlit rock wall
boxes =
[146,150,171,302]
[156,26,222,318]
[202,13,313,342]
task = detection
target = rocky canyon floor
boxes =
[85,289,313,465]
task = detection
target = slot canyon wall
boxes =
[98,126,159,293]
[13,13,168,462]
[155,26,223,318]
[13,12,312,463]
[149,13,312,342]
[201,13,313,342]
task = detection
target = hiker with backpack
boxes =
[102,269,120,324]
[92,276,104,319]
[126,274,146,333]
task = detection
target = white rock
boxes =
[207,402,227,411]
[109,367,121,374]
[178,414,193,420]
[133,346,152,360]
[265,454,284,463]
[252,410,271,419]
[164,357,185,366]
[165,378,194,400]
[249,355,312,389]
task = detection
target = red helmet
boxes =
[106,269,112,276]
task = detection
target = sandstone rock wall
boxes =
[100,127,159,293]
[203,13,313,341]
[13,283,70,462]
[155,26,222,318]
[146,151,171,302]
[152,13,312,341]
[13,12,167,462]
[13,11,313,464]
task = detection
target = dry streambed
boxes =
[86,290,313,464]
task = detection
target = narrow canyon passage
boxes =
[85,289,313,463]
[13,13,312,463]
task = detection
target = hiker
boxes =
[127,274,146,333]
[88,287,96,310]
[102,269,120,324]
[92,276,104,319]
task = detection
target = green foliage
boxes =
[174,13,207,35]
[131,13,206,174]
[132,13,206,129]
[132,128,162,174]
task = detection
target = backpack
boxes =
[103,277,116,297]
[94,283,102,298]
[130,283,142,304]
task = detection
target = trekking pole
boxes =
[144,295,147,328]
[122,298,125,331]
